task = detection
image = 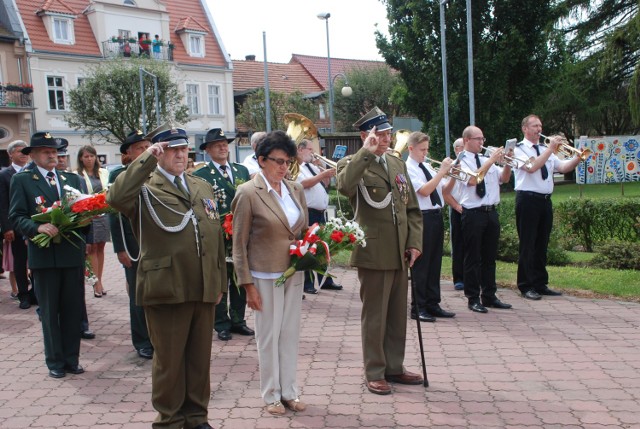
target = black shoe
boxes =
[193,423,214,429]
[64,364,84,374]
[522,290,542,300]
[217,330,232,341]
[19,300,31,310]
[81,330,95,340]
[49,369,65,378]
[468,302,488,313]
[482,299,512,309]
[137,348,154,359]
[304,287,318,294]
[538,287,562,296]
[425,306,456,318]
[410,311,436,323]
[230,325,255,336]
[320,283,343,290]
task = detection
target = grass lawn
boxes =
[500,180,640,203]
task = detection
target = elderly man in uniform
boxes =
[337,107,423,395]
[9,132,88,378]
[108,130,154,359]
[108,128,227,429]
[193,128,254,341]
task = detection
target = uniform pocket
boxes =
[141,256,175,300]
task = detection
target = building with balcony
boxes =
[13,0,233,168]
[0,1,34,165]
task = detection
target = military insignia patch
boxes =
[202,198,219,220]
[395,173,409,204]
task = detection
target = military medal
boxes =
[35,196,45,205]
[395,174,409,204]
[202,198,219,220]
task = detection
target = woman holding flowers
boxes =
[76,145,110,297]
[231,130,309,416]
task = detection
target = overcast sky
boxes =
[205,0,390,63]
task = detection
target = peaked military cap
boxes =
[152,127,189,148]
[199,128,234,150]
[21,132,64,154]
[121,129,148,154]
[353,106,393,132]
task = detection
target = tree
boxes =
[332,66,406,132]
[235,89,317,132]
[66,57,188,145]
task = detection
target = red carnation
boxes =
[330,230,344,243]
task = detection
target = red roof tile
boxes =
[290,54,390,90]
[174,16,208,34]
[232,59,324,95]
[37,0,77,15]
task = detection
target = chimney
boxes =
[245,55,256,61]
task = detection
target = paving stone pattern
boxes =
[0,243,639,428]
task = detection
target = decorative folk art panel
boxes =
[575,136,640,184]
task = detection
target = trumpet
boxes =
[481,145,532,170]
[539,134,592,161]
[312,153,337,169]
[424,156,484,183]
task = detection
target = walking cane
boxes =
[409,266,429,387]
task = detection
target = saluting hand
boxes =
[147,142,168,159]
[363,126,379,154]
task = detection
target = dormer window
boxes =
[53,17,71,43]
[174,16,209,58]
[36,4,77,46]
[189,35,203,57]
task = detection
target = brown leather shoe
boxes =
[282,398,306,411]
[385,370,424,385]
[266,401,286,415]
[366,379,391,395]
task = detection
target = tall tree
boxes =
[376,0,561,150]
[235,89,317,132]
[66,57,188,145]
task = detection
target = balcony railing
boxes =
[101,40,174,61]
[0,87,33,108]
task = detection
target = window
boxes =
[77,77,86,86]
[53,18,71,43]
[123,0,136,5]
[47,76,66,111]
[186,84,200,115]
[207,85,221,115]
[189,35,203,57]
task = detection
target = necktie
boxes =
[174,176,189,198]
[474,154,486,198]
[418,163,442,207]
[533,145,549,180]
[46,171,59,199]
[379,156,387,172]
[219,164,232,184]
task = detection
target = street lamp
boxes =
[330,73,353,130]
[317,12,336,132]
[139,67,160,135]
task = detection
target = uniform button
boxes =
[289,235,294,240]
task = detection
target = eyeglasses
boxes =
[267,157,293,166]
[469,137,487,143]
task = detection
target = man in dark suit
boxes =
[108,127,227,429]
[108,130,153,359]
[9,132,87,378]
[0,140,32,309]
[336,107,423,395]
[193,128,254,341]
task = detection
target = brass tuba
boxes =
[387,129,411,158]
[284,113,319,180]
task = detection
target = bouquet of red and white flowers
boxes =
[275,217,366,286]
[30,185,114,248]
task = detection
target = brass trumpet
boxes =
[539,133,592,161]
[312,153,337,169]
[424,157,484,183]
[481,145,532,170]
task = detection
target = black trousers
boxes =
[124,260,152,350]
[11,238,32,301]
[515,192,553,293]
[461,208,499,303]
[214,262,248,332]
[304,208,336,289]
[449,208,464,284]
[411,210,444,312]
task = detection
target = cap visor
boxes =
[166,138,189,148]
[376,122,393,132]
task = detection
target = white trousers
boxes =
[253,273,303,404]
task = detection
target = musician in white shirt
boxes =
[242,131,267,178]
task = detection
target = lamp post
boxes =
[139,67,160,135]
[330,72,353,130]
[317,12,335,132]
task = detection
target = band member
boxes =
[405,132,455,321]
[444,126,512,313]
[513,115,580,300]
[337,107,423,395]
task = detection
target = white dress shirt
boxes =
[453,150,504,209]
[296,162,329,211]
[513,138,571,194]
[212,160,233,183]
[36,165,61,196]
[242,153,260,176]
[406,157,444,210]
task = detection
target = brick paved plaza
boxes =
[1,243,639,428]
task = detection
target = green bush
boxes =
[555,198,640,251]
[592,241,640,270]
[328,189,354,219]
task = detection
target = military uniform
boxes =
[107,130,227,429]
[336,107,422,387]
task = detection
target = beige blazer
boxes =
[231,173,308,285]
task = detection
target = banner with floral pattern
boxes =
[575,136,640,184]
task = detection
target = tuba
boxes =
[387,129,411,158]
[284,113,319,180]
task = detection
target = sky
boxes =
[205,0,390,63]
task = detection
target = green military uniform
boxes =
[107,149,227,429]
[193,160,250,333]
[108,165,152,353]
[9,166,87,372]
[337,147,422,382]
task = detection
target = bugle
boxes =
[424,157,484,183]
[312,153,337,169]
[481,146,532,170]
[539,134,592,161]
